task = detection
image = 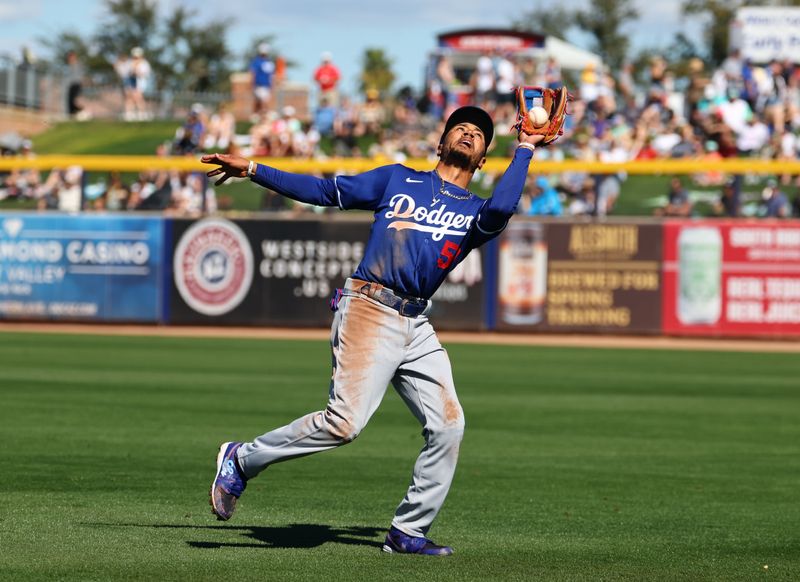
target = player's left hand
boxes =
[519,133,546,147]
[201,153,250,186]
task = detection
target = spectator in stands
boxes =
[566,177,597,216]
[313,52,341,106]
[332,96,364,156]
[250,43,276,118]
[360,89,385,137]
[654,176,693,217]
[520,176,562,216]
[249,112,274,157]
[0,140,40,200]
[760,178,790,218]
[65,51,86,119]
[203,103,236,151]
[36,165,83,212]
[314,96,337,138]
[670,124,702,158]
[494,53,518,123]
[170,171,216,216]
[721,49,744,96]
[579,62,602,103]
[130,169,172,211]
[471,51,495,108]
[127,47,152,121]
[113,52,134,120]
[543,56,562,90]
[685,58,710,121]
[103,171,130,211]
[712,176,741,217]
[736,112,770,156]
[434,54,457,116]
[717,87,752,136]
[173,104,206,155]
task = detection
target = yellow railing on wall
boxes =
[2,155,800,175]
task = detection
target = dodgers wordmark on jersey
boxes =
[252,147,533,300]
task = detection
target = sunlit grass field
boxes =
[1,331,798,580]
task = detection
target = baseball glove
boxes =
[512,86,572,146]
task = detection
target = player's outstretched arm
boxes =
[477,134,545,232]
[201,153,339,207]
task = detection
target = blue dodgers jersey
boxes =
[334,165,497,299]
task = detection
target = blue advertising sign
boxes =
[0,213,164,321]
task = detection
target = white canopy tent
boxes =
[545,37,603,71]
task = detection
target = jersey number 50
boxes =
[437,240,462,270]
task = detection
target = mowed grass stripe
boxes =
[0,331,798,581]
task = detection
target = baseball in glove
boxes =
[511,86,572,146]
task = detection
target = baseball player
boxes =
[202,106,544,555]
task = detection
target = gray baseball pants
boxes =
[236,278,465,538]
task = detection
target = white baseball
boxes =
[528,106,548,128]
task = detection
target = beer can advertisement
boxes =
[663,220,800,337]
[495,220,662,333]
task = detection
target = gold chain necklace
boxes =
[432,170,471,206]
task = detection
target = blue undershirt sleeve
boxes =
[251,164,396,210]
[252,164,339,207]
[476,147,534,234]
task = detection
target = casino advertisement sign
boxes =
[495,220,662,333]
[0,213,164,321]
[663,220,800,337]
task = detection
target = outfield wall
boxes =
[1,212,799,337]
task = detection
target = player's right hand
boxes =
[201,153,250,186]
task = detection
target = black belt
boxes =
[350,279,429,317]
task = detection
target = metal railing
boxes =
[0,57,46,110]
[0,56,230,119]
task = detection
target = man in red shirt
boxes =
[314,51,341,106]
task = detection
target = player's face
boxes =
[439,123,486,171]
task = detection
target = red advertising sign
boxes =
[663,220,800,337]
[437,29,544,52]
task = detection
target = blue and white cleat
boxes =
[381,526,454,556]
[209,441,247,521]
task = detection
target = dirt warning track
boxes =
[1,322,799,353]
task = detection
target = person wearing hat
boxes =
[250,43,276,116]
[201,106,543,556]
[760,178,790,218]
[713,176,742,217]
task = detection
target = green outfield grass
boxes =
[1,331,798,581]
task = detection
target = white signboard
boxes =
[733,7,800,63]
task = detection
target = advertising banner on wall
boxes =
[663,220,800,337]
[0,213,164,321]
[170,217,366,326]
[495,220,663,333]
[169,216,486,329]
[732,7,800,64]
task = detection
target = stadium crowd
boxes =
[2,47,800,218]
